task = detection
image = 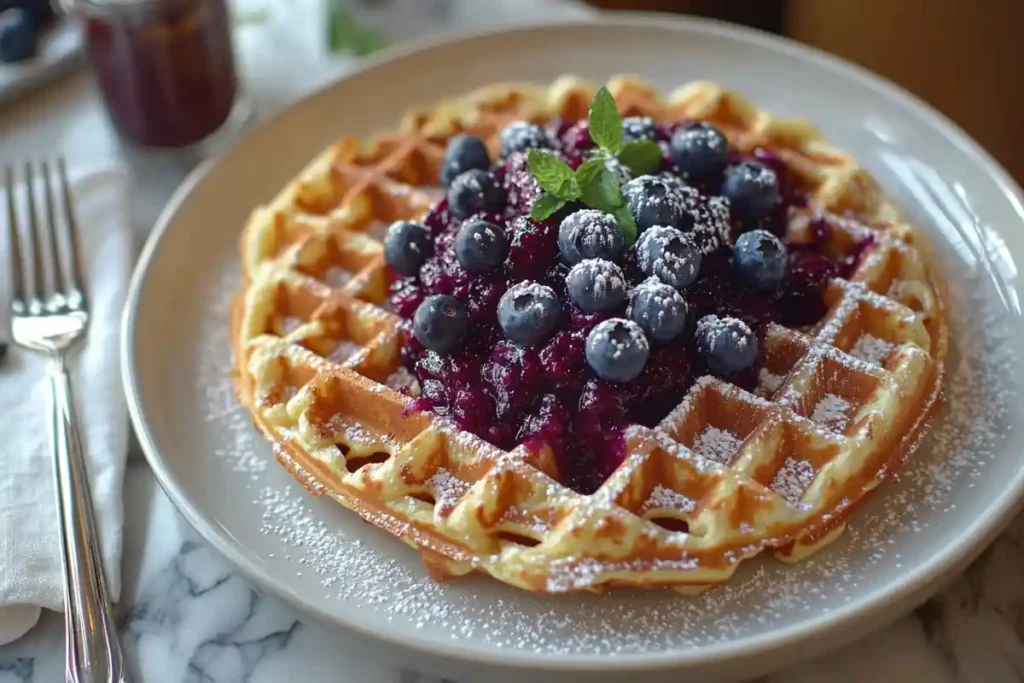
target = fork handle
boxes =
[48,357,128,683]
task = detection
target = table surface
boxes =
[1,3,1022,682]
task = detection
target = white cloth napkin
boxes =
[0,166,131,645]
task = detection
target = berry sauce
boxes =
[389,120,870,494]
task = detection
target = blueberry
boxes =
[670,122,730,180]
[441,134,491,187]
[674,186,731,255]
[455,219,508,272]
[383,220,432,276]
[500,121,552,158]
[413,295,470,354]
[5,1,53,27]
[585,318,650,383]
[447,169,505,220]
[695,315,758,375]
[566,259,627,313]
[732,229,788,290]
[557,209,625,265]
[622,116,657,143]
[498,281,562,347]
[628,278,688,343]
[0,8,36,64]
[623,175,684,234]
[721,162,779,221]
[635,226,702,290]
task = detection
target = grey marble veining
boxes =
[1,462,1021,683]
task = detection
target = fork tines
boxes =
[4,159,85,314]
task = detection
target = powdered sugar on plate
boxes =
[191,249,1018,656]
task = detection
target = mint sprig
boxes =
[531,192,567,220]
[588,86,623,155]
[526,149,581,200]
[618,139,663,177]
[525,85,652,244]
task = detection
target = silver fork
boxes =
[5,160,127,683]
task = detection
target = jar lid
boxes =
[63,0,180,16]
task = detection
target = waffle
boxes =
[232,76,948,593]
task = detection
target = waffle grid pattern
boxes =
[233,76,947,592]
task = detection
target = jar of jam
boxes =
[69,0,244,149]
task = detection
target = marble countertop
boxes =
[1,2,1023,682]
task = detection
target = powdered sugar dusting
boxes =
[385,366,417,393]
[429,467,471,514]
[770,458,817,506]
[758,368,784,395]
[642,485,696,514]
[328,339,363,364]
[850,334,894,367]
[280,316,303,335]
[323,266,353,288]
[693,427,743,465]
[196,240,1017,655]
[811,394,853,432]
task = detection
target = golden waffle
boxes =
[233,76,948,593]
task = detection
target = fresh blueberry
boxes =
[566,259,627,313]
[674,186,731,255]
[500,121,552,158]
[721,162,779,221]
[455,219,508,272]
[585,318,650,383]
[622,116,657,143]
[440,134,491,187]
[383,220,432,277]
[0,8,37,64]
[447,169,505,220]
[732,229,788,290]
[7,1,54,27]
[623,175,684,234]
[628,278,688,343]
[695,315,758,375]
[635,226,702,290]
[670,122,730,181]
[557,209,625,265]
[413,295,470,354]
[498,281,562,347]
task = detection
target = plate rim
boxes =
[122,12,1024,672]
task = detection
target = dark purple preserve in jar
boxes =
[74,0,239,148]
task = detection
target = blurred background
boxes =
[594,0,1024,184]
[1,0,1021,224]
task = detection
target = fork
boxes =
[5,160,127,683]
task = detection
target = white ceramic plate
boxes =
[122,16,1024,683]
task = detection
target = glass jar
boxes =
[69,0,244,149]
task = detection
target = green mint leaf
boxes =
[618,140,663,176]
[576,157,624,213]
[612,205,638,246]
[588,86,624,155]
[531,192,567,221]
[526,149,580,199]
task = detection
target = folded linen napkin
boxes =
[0,166,131,645]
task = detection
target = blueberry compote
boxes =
[388,118,872,495]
